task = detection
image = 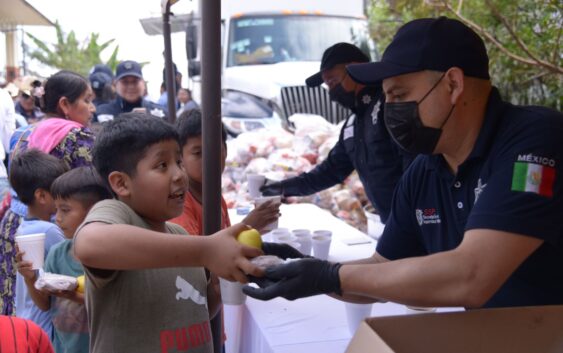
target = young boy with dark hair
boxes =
[10,149,67,340]
[74,112,263,353]
[170,109,280,352]
[18,166,111,353]
[170,108,280,235]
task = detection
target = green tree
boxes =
[368,0,562,110]
[25,21,119,78]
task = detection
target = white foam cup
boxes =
[312,234,331,260]
[312,230,332,238]
[247,174,266,198]
[345,302,373,335]
[254,196,281,231]
[219,278,247,306]
[15,233,46,270]
[292,229,312,256]
[405,306,437,315]
[271,228,290,242]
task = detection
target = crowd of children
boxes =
[1,68,283,353]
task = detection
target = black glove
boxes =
[260,179,283,196]
[243,258,342,301]
[262,242,307,260]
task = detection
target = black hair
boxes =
[42,70,89,116]
[9,149,68,205]
[92,112,179,186]
[50,166,112,209]
[175,109,227,148]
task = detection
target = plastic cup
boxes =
[247,174,266,198]
[15,233,45,270]
[313,230,332,238]
[345,302,373,335]
[254,196,281,231]
[219,278,247,305]
[312,234,331,260]
[271,228,291,242]
[405,306,437,315]
[292,229,312,256]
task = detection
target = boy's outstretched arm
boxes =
[74,222,263,283]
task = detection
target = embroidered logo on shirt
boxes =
[511,161,555,197]
[362,94,371,105]
[474,178,487,204]
[415,208,441,226]
[175,276,207,307]
[371,101,381,125]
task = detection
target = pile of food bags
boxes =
[222,114,369,232]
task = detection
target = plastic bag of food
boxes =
[34,271,77,292]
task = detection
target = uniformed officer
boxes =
[260,43,413,223]
[244,17,563,309]
[96,60,167,122]
[88,64,115,108]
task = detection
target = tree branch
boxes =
[484,0,562,74]
[435,0,563,75]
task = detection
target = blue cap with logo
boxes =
[88,64,113,90]
[115,60,143,81]
[346,17,490,85]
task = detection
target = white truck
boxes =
[186,0,376,135]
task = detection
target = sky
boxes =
[23,0,197,100]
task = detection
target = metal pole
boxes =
[201,0,223,352]
[163,1,177,123]
[201,0,221,236]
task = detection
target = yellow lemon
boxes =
[236,228,262,249]
[76,275,85,293]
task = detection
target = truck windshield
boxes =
[227,15,374,66]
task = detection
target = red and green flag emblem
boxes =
[511,162,555,197]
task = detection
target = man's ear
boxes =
[108,171,131,198]
[445,67,464,105]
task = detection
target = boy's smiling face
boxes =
[121,139,188,227]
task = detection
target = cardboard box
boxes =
[346,305,563,353]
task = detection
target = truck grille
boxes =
[280,86,350,125]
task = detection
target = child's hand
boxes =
[205,223,264,283]
[243,200,281,233]
[50,290,85,304]
[15,245,36,282]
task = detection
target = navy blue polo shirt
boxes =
[378,88,563,308]
[95,95,168,122]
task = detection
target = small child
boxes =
[169,109,280,352]
[74,112,262,353]
[170,108,280,235]
[44,167,112,353]
[11,149,68,339]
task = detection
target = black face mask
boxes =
[329,83,356,109]
[384,74,454,155]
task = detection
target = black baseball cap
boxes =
[89,72,112,90]
[305,42,369,87]
[347,17,489,85]
[89,64,114,79]
[115,60,143,81]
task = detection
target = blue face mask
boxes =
[384,73,454,155]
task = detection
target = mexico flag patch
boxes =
[511,162,555,197]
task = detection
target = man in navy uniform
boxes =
[96,60,167,122]
[245,17,563,309]
[260,43,413,223]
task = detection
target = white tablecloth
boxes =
[225,203,461,353]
